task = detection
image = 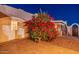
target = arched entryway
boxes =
[72,24,78,37]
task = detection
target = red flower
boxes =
[31,27,38,31]
[24,13,58,40]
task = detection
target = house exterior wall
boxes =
[52,20,68,37]
[0,17,11,43]
[52,20,79,37]
[0,16,29,43]
[55,22,79,37]
[67,26,72,36]
[54,23,62,37]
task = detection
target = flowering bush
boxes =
[24,13,58,42]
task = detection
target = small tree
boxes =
[24,13,58,42]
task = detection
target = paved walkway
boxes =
[0,36,79,54]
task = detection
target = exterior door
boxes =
[72,25,78,37]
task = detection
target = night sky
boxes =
[7,4,79,25]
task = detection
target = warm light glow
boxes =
[11,20,18,30]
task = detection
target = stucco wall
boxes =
[0,16,29,43]
[0,17,11,43]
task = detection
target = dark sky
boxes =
[7,4,79,25]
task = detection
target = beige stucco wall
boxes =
[67,26,72,36]
[0,17,11,43]
[0,16,29,43]
[54,23,62,37]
